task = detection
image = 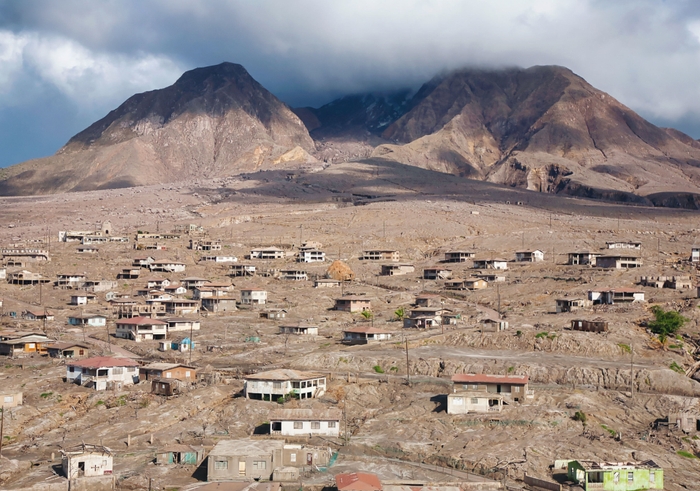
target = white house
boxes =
[691,247,700,263]
[515,250,544,262]
[606,241,642,250]
[342,327,393,344]
[472,259,508,270]
[244,369,326,400]
[200,255,238,263]
[241,288,267,305]
[250,247,285,259]
[297,250,326,263]
[163,318,201,333]
[61,443,113,479]
[68,314,107,327]
[70,293,97,305]
[447,392,504,414]
[269,408,341,437]
[588,288,645,304]
[66,356,140,390]
[115,317,168,342]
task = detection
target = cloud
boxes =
[3,0,700,166]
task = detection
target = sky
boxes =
[3,0,700,167]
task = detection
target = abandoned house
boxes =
[567,460,662,491]
[140,362,196,382]
[314,278,341,288]
[555,298,592,313]
[444,251,475,262]
[164,284,188,295]
[279,325,319,336]
[201,296,238,312]
[640,275,692,290]
[160,298,201,315]
[61,443,113,479]
[480,318,509,332]
[231,264,257,277]
[381,264,415,276]
[342,326,393,344]
[7,270,50,285]
[207,439,284,482]
[595,254,642,269]
[0,392,22,408]
[472,258,508,270]
[70,293,97,305]
[77,246,98,254]
[55,273,87,289]
[336,472,383,491]
[0,332,53,356]
[115,317,168,342]
[662,412,700,433]
[588,288,645,304]
[571,318,608,333]
[423,268,453,280]
[414,293,443,307]
[1,248,50,262]
[452,373,530,402]
[515,250,544,262]
[132,256,156,268]
[447,391,504,414]
[190,239,222,251]
[241,288,268,305]
[47,342,90,358]
[146,278,171,289]
[280,270,308,281]
[567,251,598,266]
[117,268,140,279]
[81,279,119,292]
[244,369,326,400]
[269,408,342,437]
[475,273,506,282]
[404,307,449,328]
[334,295,371,312]
[692,246,700,263]
[250,247,286,260]
[152,377,186,396]
[464,278,488,290]
[66,356,140,390]
[362,250,400,261]
[297,249,326,263]
[156,445,204,465]
[606,240,642,250]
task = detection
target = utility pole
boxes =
[106,321,112,354]
[189,321,194,365]
[630,343,634,400]
[300,225,303,246]
[343,400,348,445]
[0,405,4,458]
[405,337,410,386]
[497,284,501,318]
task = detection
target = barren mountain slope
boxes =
[0,62,315,195]
[367,66,700,201]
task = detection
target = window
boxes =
[628,472,634,483]
[650,471,655,482]
[4,396,13,403]
[273,382,282,389]
[79,350,84,355]
[69,367,75,372]
[290,453,296,463]
[294,422,303,429]
[311,422,320,429]
[113,367,123,375]
[214,460,228,470]
[185,371,191,378]
[165,372,172,378]
[328,421,336,428]
[514,386,520,392]
[613,472,619,484]
[471,398,479,404]
[253,461,266,470]
[472,384,478,390]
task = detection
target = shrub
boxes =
[373,365,385,374]
[677,450,697,459]
[390,366,398,372]
[670,361,685,374]
[40,392,53,399]
[573,411,587,424]
[535,332,548,339]
[618,343,631,354]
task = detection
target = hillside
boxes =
[0,62,315,195]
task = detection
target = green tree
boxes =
[394,307,407,321]
[360,310,373,320]
[648,306,687,344]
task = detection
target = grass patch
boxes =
[373,365,385,374]
[535,332,548,339]
[389,366,398,372]
[618,343,631,354]
[669,343,683,349]
[670,361,685,374]
[601,424,616,437]
[507,366,515,373]
[96,400,105,406]
[40,392,53,399]
[677,450,697,459]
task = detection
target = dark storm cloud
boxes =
[3,0,700,166]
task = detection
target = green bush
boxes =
[648,306,687,343]
[618,343,631,354]
[670,361,685,374]
[40,392,53,399]
[373,365,385,374]
[535,332,548,339]
[573,411,587,424]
